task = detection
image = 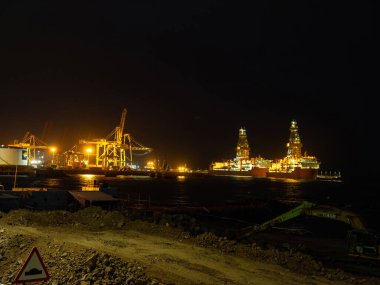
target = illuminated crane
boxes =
[8,132,54,166]
[78,108,152,169]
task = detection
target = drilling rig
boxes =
[78,108,152,170]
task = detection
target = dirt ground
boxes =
[1,207,380,285]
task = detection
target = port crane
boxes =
[240,201,380,260]
[8,132,53,166]
[78,108,152,169]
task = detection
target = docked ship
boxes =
[209,120,320,180]
[267,120,320,180]
[209,128,271,178]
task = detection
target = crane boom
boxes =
[304,206,367,230]
[256,201,316,232]
[116,108,127,143]
[240,201,368,239]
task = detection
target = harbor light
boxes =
[177,165,188,173]
[50,147,57,165]
[145,160,156,170]
[86,147,93,166]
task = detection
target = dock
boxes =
[317,171,342,181]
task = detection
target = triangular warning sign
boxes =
[14,247,50,283]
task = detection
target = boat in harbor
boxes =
[209,120,320,180]
[209,128,271,178]
[266,120,320,180]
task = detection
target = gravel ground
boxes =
[1,207,380,285]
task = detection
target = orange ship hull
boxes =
[209,167,268,178]
[209,167,318,180]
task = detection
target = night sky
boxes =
[0,1,375,177]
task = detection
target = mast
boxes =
[286,120,302,159]
[236,128,250,161]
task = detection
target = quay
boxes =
[0,165,210,178]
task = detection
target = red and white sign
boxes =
[14,247,50,283]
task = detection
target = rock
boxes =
[126,276,135,284]
[105,266,113,275]
[85,253,99,271]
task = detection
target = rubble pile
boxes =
[192,231,377,283]
[71,207,126,229]
[1,207,126,230]
[194,232,237,253]
[0,229,169,285]
[152,213,202,235]
[1,208,380,285]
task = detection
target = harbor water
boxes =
[0,174,378,230]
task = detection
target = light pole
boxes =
[50,147,57,166]
[86,148,93,167]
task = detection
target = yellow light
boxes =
[177,166,188,173]
[81,174,95,179]
[86,148,93,154]
[145,161,155,170]
[50,147,57,153]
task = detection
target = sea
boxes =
[1,174,379,231]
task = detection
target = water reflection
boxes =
[79,174,97,180]
[44,179,62,187]
[175,177,189,205]
[282,180,303,201]
[1,174,347,206]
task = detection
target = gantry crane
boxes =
[78,108,152,169]
[8,132,53,166]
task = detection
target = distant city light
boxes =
[145,160,156,170]
[177,165,189,173]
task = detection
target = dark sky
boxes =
[0,1,375,177]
